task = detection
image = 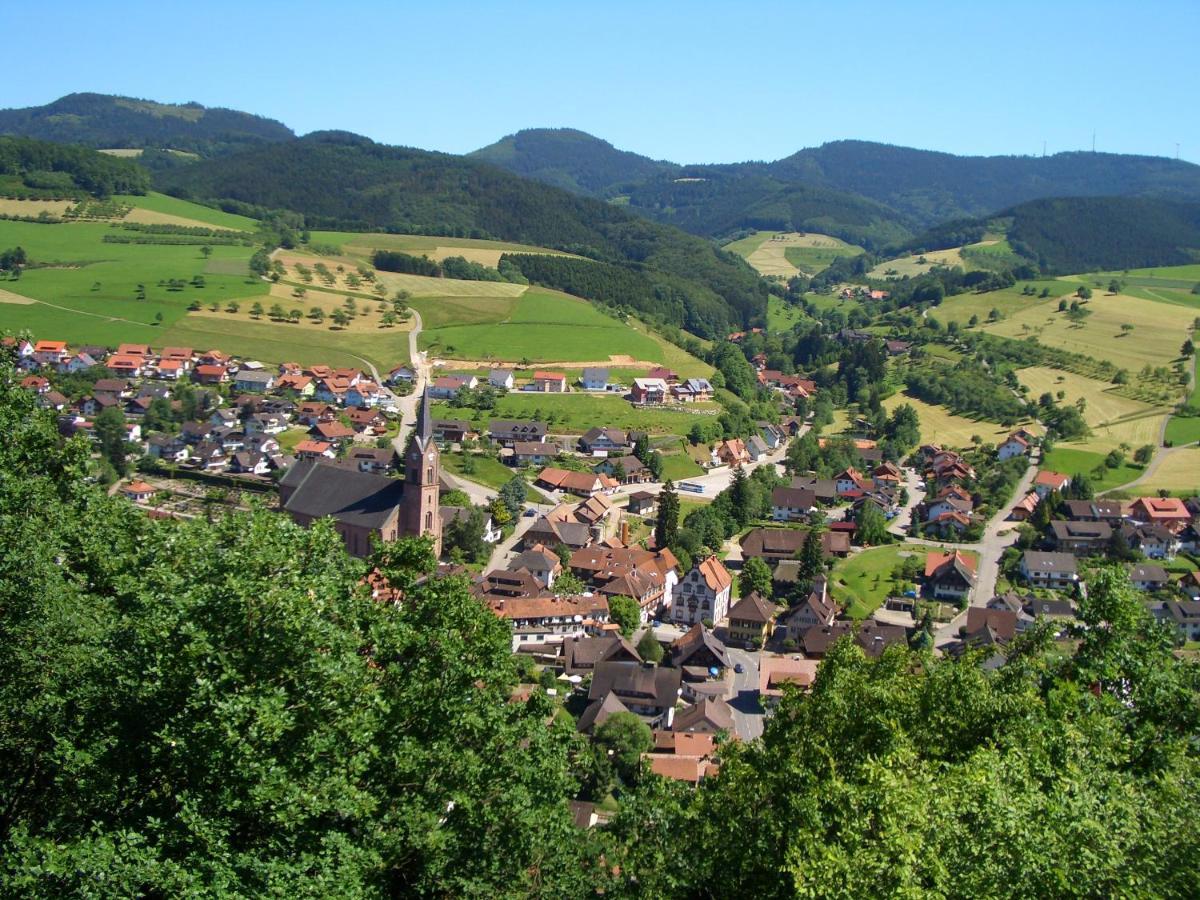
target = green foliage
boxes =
[608,595,641,636]
[655,481,680,551]
[593,712,653,785]
[853,500,890,546]
[636,631,665,663]
[0,135,149,197]
[739,556,774,600]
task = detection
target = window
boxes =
[425,511,432,531]
[426,467,433,482]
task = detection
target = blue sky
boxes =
[4,0,1197,163]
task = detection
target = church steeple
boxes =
[403,388,441,555]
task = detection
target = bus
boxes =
[678,481,705,494]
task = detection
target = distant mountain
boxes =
[0,93,295,157]
[470,128,677,195]
[765,140,1200,225]
[903,196,1200,274]
[474,129,1200,234]
[155,131,768,337]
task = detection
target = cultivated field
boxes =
[883,394,1023,447]
[273,250,528,300]
[931,281,1068,326]
[725,231,861,278]
[869,240,1008,279]
[307,230,579,263]
[983,291,1196,374]
[112,193,259,231]
[0,198,76,217]
[416,289,666,364]
[433,392,721,437]
[1016,366,1170,452]
[1137,448,1200,494]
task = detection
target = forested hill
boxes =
[1003,196,1200,273]
[156,132,768,336]
[469,128,678,195]
[766,140,1200,226]
[624,172,915,249]
[0,93,295,157]
[0,136,149,197]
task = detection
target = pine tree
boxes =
[656,480,679,550]
[794,526,825,595]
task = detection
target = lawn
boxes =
[0,217,268,346]
[441,452,541,500]
[767,295,810,333]
[1041,447,1144,493]
[1017,366,1171,452]
[660,452,705,480]
[1166,354,1200,446]
[830,545,934,619]
[416,289,666,363]
[433,392,722,437]
[982,290,1196,375]
[1137,448,1200,495]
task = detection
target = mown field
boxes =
[725,231,862,278]
[869,240,1012,279]
[1166,354,1200,446]
[767,295,809,333]
[930,281,1070,327]
[1137,448,1200,495]
[830,392,1018,449]
[1016,366,1170,452]
[0,211,268,347]
[1040,447,1144,493]
[432,392,722,437]
[982,290,1196,375]
[415,289,667,363]
[112,192,260,231]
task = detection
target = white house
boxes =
[489,369,515,390]
[671,557,733,627]
[998,433,1030,461]
[580,367,609,391]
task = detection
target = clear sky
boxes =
[4,0,1197,163]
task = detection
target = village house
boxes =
[771,486,817,522]
[233,369,276,393]
[803,620,907,659]
[1033,470,1071,498]
[647,366,678,383]
[346,407,386,433]
[507,544,562,590]
[587,661,682,728]
[1129,563,1170,592]
[432,419,475,444]
[59,351,99,375]
[997,432,1031,461]
[630,377,668,404]
[32,340,70,367]
[120,480,156,504]
[345,447,396,475]
[593,455,652,485]
[671,557,733,627]
[523,516,593,552]
[671,697,735,734]
[193,364,228,385]
[488,369,515,390]
[428,374,476,400]
[758,655,820,708]
[529,371,567,393]
[489,593,610,653]
[1049,519,1114,555]
[1119,522,1181,559]
[512,440,558,468]
[580,367,609,391]
[569,544,679,621]
[671,378,714,403]
[561,633,642,677]
[924,550,977,601]
[627,491,655,516]
[295,440,337,461]
[578,427,636,456]
[726,592,778,647]
[774,577,836,642]
[1129,496,1191,529]
[1165,601,1200,642]
[713,439,749,467]
[1020,551,1080,589]
[536,467,618,497]
[1062,498,1124,522]
[489,419,547,446]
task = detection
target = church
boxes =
[279,392,442,557]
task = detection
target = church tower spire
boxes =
[403,389,441,555]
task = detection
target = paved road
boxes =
[887,465,926,537]
[724,647,764,741]
[931,453,1042,647]
[485,513,538,571]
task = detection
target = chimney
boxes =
[620,519,630,545]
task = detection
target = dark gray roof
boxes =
[280,460,405,530]
[588,661,681,710]
[1022,551,1078,574]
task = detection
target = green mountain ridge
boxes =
[0,93,295,158]
[155,131,768,337]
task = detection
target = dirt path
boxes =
[430,354,658,370]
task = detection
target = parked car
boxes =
[734,663,745,674]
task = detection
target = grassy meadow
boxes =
[1137,448,1200,494]
[767,295,810,333]
[1040,447,1144,493]
[1166,354,1200,446]
[725,231,862,278]
[829,545,946,619]
[1016,366,1170,452]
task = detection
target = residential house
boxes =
[562,634,642,677]
[1129,496,1191,529]
[276,373,315,396]
[489,419,547,446]
[523,516,593,552]
[803,620,907,659]
[1033,470,1071,499]
[671,378,714,402]
[1119,522,1181,559]
[58,351,99,375]
[107,354,145,378]
[746,435,770,461]
[924,550,977,601]
[569,544,679,621]
[997,432,1031,461]
[530,371,567,393]
[428,374,477,399]
[32,340,69,367]
[489,593,610,653]
[432,419,475,444]
[672,697,735,734]
[669,624,731,675]
[742,528,850,567]
[580,367,609,391]
[234,369,276,393]
[345,447,396,475]
[231,451,271,475]
[775,578,836,641]
[193,364,228,384]
[295,440,337,461]
[594,455,652,485]
[1020,551,1079,589]
[346,407,386,433]
[961,607,1019,650]
[513,441,558,467]
[671,557,733,627]
[1165,601,1200,642]
[790,476,838,505]
[311,421,356,444]
[344,382,383,408]
[535,467,618,497]
[120,480,156,503]
[1063,499,1124,522]
[1010,491,1041,522]
[758,655,820,707]
[647,367,678,383]
[488,369,515,390]
[759,422,786,449]
[190,441,229,471]
[835,467,870,496]
[771,486,817,522]
[713,439,749,467]
[1129,563,1170,592]
[296,402,335,427]
[507,544,562,589]
[630,378,668,404]
[578,427,634,456]
[726,592,777,647]
[587,661,682,727]
[386,365,415,385]
[1050,520,1113,555]
[627,491,655,516]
